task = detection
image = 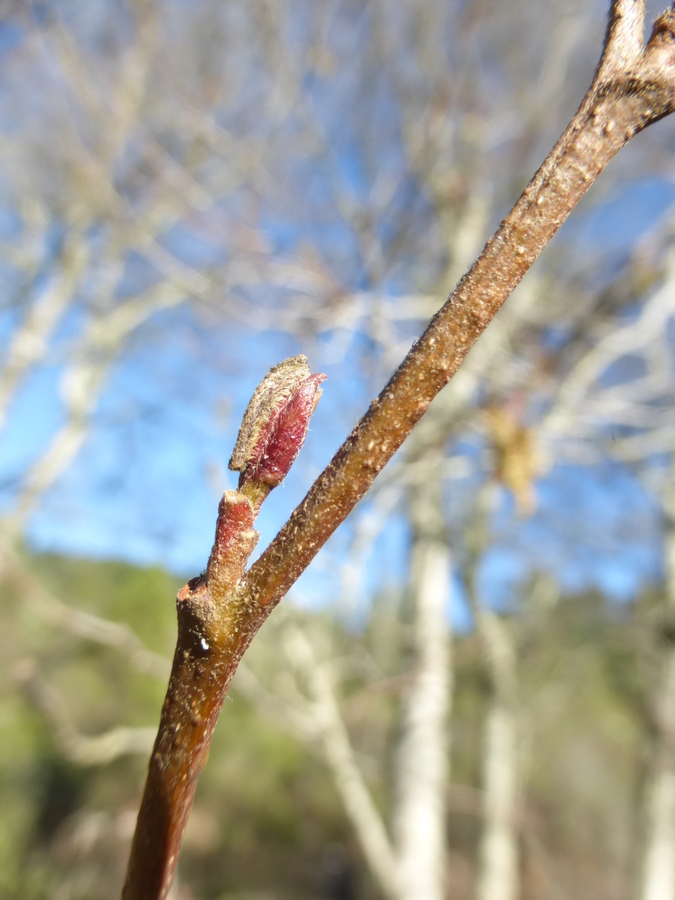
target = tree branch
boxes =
[14,659,157,766]
[241,4,675,614]
[123,8,675,899]
[0,539,170,680]
[123,359,324,900]
[600,0,646,76]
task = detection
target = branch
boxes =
[541,247,675,457]
[8,283,188,529]
[230,657,320,741]
[123,358,325,900]
[0,540,170,680]
[0,228,88,432]
[240,4,675,614]
[14,659,157,766]
[123,8,675,899]
[599,0,646,77]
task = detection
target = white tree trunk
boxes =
[639,469,675,900]
[477,689,519,900]
[469,488,521,900]
[640,699,675,900]
[395,455,451,900]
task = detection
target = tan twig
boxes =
[123,7,675,899]
[241,4,675,616]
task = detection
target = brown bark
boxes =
[241,6,675,616]
[123,361,325,900]
[123,5,675,898]
[122,492,262,900]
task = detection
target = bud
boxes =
[205,490,259,596]
[229,355,326,490]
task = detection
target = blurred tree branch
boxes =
[14,658,158,766]
[0,539,171,680]
[281,621,400,900]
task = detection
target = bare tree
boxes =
[535,233,675,900]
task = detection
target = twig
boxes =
[14,659,157,766]
[123,358,325,899]
[239,1,675,612]
[123,7,675,899]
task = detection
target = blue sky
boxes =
[1,1,674,625]
[0,215,668,625]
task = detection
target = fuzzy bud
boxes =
[229,355,326,490]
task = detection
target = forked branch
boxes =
[123,5,675,899]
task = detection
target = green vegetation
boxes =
[0,554,661,899]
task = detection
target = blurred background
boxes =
[2,1,675,898]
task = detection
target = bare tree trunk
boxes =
[476,610,520,900]
[395,451,451,900]
[640,716,675,900]
[639,465,675,900]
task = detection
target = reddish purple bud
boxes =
[205,490,259,595]
[254,372,326,486]
[229,355,325,490]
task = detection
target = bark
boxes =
[122,363,324,900]
[121,492,262,900]
[465,486,521,900]
[240,5,675,620]
[122,8,675,897]
[640,711,675,900]
[395,451,451,900]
